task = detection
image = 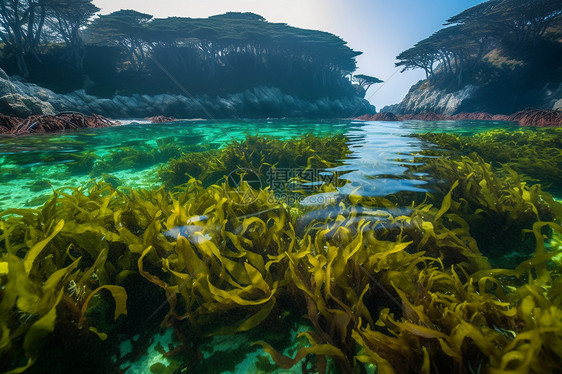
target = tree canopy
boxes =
[396,0,562,85]
[0,0,48,77]
[45,0,100,70]
[84,11,363,73]
[0,8,374,101]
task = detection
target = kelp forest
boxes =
[1,126,562,373]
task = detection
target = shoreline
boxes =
[0,108,561,136]
[356,108,562,127]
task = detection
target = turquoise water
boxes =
[1,119,561,374]
[0,120,349,209]
[0,119,521,210]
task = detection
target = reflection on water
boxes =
[0,119,551,210]
[336,121,432,196]
[0,119,481,210]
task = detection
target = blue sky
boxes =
[92,0,485,109]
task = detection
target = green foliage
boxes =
[65,151,99,175]
[412,154,562,266]
[415,127,562,190]
[0,0,48,77]
[60,141,183,177]
[5,9,363,100]
[85,10,153,70]
[137,12,361,71]
[352,74,383,97]
[92,143,182,175]
[411,128,562,265]
[45,0,100,70]
[251,169,562,373]
[396,0,562,90]
[1,133,562,373]
[0,0,99,77]
[158,133,351,189]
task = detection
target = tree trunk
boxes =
[16,52,29,78]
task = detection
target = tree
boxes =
[446,0,562,45]
[85,10,153,71]
[45,0,99,70]
[85,11,362,97]
[496,0,562,44]
[353,74,382,91]
[396,0,562,87]
[396,43,438,81]
[0,0,48,77]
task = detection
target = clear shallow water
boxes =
[0,120,349,209]
[0,119,523,210]
[1,119,561,374]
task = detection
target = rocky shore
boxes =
[0,69,374,120]
[2,108,560,137]
[0,113,115,135]
[357,108,562,127]
[385,80,562,116]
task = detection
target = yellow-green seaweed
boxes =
[0,131,561,374]
[414,127,562,190]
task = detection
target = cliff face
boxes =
[391,5,562,117]
[391,82,477,115]
[388,80,562,116]
[0,69,374,119]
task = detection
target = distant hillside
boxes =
[0,6,378,118]
[389,0,562,115]
[0,10,367,100]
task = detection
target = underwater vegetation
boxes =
[0,132,562,373]
[62,141,184,177]
[91,141,183,176]
[18,133,350,190]
[414,127,562,190]
[158,133,351,190]
[409,154,562,267]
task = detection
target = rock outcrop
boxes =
[0,73,57,117]
[388,78,562,117]
[391,82,477,115]
[508,109,562,127]
[356,112,398,121]
[0,113,115,135]
[356,109,561,127]
[146,116,178,123]
[0,68,374,119]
